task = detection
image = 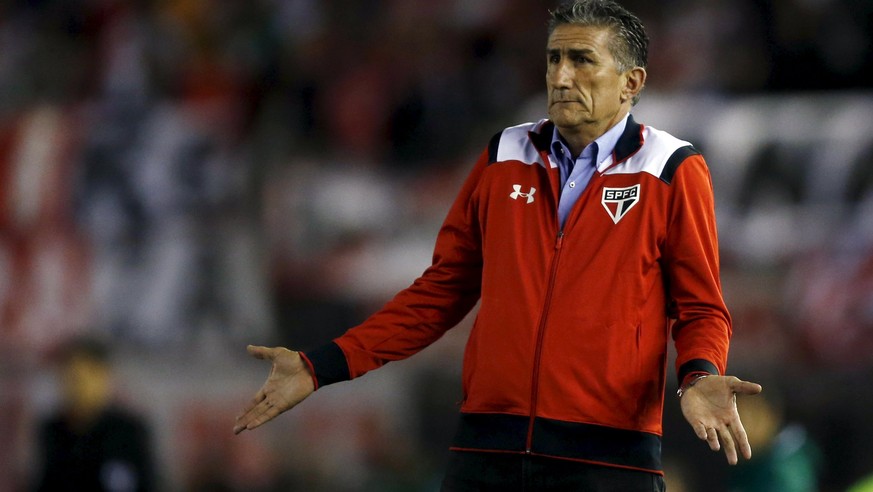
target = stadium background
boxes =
[1,0,872,490]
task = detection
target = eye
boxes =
[548,53,560,64]
[572,54,591,64]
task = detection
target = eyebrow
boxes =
[547,48,597,57]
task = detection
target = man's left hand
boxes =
[680,375,763,465]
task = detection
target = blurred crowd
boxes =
[1,0,872,490]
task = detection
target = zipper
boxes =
[525,230,565,453]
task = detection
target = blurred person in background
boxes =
[32,335,155,492]
[727,386,821,492]
[234,1,761,490]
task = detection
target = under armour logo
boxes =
[510,185,536,204]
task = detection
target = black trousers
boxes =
[441,451,666,492]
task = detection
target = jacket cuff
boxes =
[302,341,351,389]
[677,358,719,386]
[297,352,319,391]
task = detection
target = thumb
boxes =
[730,379,763,396]
[247,345,276,360]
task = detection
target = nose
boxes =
[549,59,574,89]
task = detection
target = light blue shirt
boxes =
[550,114,630,228]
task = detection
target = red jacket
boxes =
[304,115,731,473]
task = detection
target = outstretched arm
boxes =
[232,148,490,434]
[680,375,763,464]
[233,345,315,434]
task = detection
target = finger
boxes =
[237,399,282,433]
[719,425,738,465]
[730,417,753,460]
[247,345,275,360]
[233,403,259,434]
[693,422,708,441]
[243,404,283,431]
[236,389,267,421]
[233,419,249,434]
[730,379,763,396]
[706,427,720,452]
[234,397,274,434]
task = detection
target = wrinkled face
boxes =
[546,24,630,133]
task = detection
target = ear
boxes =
[621,67,647,103]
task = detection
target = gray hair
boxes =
[548,0,649,75]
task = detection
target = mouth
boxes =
[549,89,583,106]
[550,100,584,108]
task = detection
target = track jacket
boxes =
[303,115,731,474]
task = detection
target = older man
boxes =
[235,1,761,490]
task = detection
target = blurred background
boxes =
[1,0,872,490]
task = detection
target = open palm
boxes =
[680,375,762,464]
[233,345,315,434]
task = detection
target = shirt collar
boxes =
[550,113,631,170]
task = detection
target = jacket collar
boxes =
[612,114,643,165]
[530,114,644,168]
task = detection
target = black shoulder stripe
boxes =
[659,145,700,185]
[487,130,503,164]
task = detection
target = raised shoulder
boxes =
[606,124,700,184]
[488,119,551,168]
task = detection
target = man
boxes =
[33,336,154,492]
[235,1,762,490]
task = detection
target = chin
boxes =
[550,115,583,128]
[549,108,581,124]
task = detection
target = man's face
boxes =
[546,24,630,133]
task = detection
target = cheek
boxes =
[592,81,622,104]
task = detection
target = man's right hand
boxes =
[233,345,315,434]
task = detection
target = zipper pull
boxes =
[555,231,564,249]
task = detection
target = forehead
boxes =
[547,24,614,52]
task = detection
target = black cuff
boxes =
[303,342,351,388]
[677,358,719,384]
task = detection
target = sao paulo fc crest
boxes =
[601,184,640,224]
